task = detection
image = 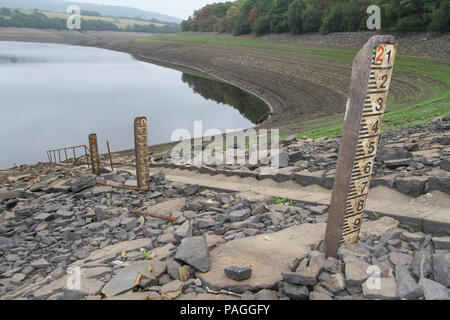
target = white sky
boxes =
[72,0,216,19]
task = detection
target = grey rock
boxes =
[321,273,346,294]
[13,205,35,219]
[94,207,106,222]
[56,210,74,220]
[389,252,413,266]
[440,159,450,172]
[159,280,183,298]
[183,184,200,196]
[64,278,104,297]
[432,251,450,287]
[151,170,165,182]
[33,213,55,222]
[31,258,50,269]
[227,209,251,222]
[216,193,234,205]
[394,177,427,197]
[324,257,343,273]
[255,289,278,300]
[395,265,423,300]
[102,261,163,297]
[376,148,412,162]
[411,249,433,279]
[433,237,450,250]
[283,282,309,300]
[166,259,182,280]
[283,252,325,286]
[175,236,210,273]
[309,291,333,300]
[195,218,217,229]
[306,205,328,215]
[224,266,252,281]
[174,220,193,243]
[345,258,371,286]
[427,175,450,194]
[419,278,450,300]
[362,277,398,300]
[0,190,25,202]
[70,175,96,193]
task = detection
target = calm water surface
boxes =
[0,41,269,169]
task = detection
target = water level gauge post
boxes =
[324,35,397,258]
[134,117,150,189]
[89,133,101,176]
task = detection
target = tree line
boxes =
[181,0,449,36]
[0,8,181,33]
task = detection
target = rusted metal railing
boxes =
[47,145,91,168]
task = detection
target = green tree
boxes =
[343,0,365,31]
[287,0,306,34]
[428,0,450,32]
[269,0,292,33]
[320,2,345,34]
[301,4,322,32]
[253,15,271,35]
[232,10,251,35]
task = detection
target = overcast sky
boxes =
[72,0,215,19]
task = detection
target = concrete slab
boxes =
[120,167,450,238]
[197,223,326,293]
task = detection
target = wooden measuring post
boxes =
[89,133,101,175]
[134,117,150,188]
[324,35,397,257]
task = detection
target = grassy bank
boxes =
[139,34,450,139]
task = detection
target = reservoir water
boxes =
[0,41,269,170]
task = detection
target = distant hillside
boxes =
[0,0,182,24]
[182,0,449,35]
[0,8,181,33]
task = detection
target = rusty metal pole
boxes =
[134,117,150,188]
[324,36,397,258]
[73,147,77,165]
[47,151,51,163]
[107,141,114,171]
[89,134,101,175]
[58,150,61,163]
[64,149,68,166]
[53,151,57,163]
[84,146,90,169]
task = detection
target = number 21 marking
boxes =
[376,46,384,63]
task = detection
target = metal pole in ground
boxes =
[134,117,150,188]
[107,141,114,172]
[84,146,90,169]
[64,149,68,166]
[89,134,101,175]
[324,35,397,258]
[73,147,76,165]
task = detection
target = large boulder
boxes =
[175,236,210,273]
[376,148,413,162]
[69,175,96,193]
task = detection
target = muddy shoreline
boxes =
[1,28,449,158]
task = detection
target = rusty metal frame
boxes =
[46,145,91,168]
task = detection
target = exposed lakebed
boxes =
[0,41,269,169]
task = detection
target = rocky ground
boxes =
[0,121,449,300]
